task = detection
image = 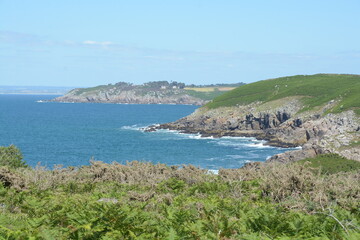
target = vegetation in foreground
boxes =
[205,74,360,115]
[0,146,359,239]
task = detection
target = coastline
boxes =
[147,124,299,148]
[146,104,360,163]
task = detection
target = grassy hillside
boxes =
[296,153,360,174]
[184,89,228,101]
[205,74,360,114]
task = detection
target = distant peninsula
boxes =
[51,81,245,105]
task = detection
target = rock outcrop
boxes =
[148,98,360,162]
[53,89,207,105]
[50,82,209,105]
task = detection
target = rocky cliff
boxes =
[147,74,360,162]
[51,81,214,105]
[148,98,359,162]
[53,88,206,105]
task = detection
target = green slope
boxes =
[205,74,360,114]
[296,154,360,174]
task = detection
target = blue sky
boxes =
[1,0,360,87]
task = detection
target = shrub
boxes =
[0,145,27,168]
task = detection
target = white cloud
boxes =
[82,40,113,46]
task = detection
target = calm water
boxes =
[0,95,295,170]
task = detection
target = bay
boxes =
[0,94,295,170]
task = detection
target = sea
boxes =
[0,94,296,171]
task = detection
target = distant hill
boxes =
[205,74,360,115]
[52,81,245,105]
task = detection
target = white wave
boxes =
[220,136,254,140]
[120,124,148,131]
[155,130,217,140]
[226,155,245,159]
[189,134,214,139]
[202,136,215,139]
[216,140,247,147]
[243,142,271,149]
[120,125,139,131]
[121,123,165,132]
[188,134,202,139]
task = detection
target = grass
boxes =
[185,89,226,101]
[205,74,360,115]
[73,85,113,95]
[297,153,360,174]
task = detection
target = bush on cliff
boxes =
[0,145,27,169]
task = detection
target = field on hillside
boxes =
[205,74,360,115]
[185,87,236,92]
[184,88,228,101]
[184,87,237,101]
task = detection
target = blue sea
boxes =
[0,95,295,170]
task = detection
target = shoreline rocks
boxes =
[151,100,360,163]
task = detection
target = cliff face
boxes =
[150,97,360,162]
[51,82,210,105]
[53,89,207,105]
[52,88,207,105]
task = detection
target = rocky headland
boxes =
[147,74,360,162]
[50,81,243,105]
[53,88,206,105]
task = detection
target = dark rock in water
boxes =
[143,125,158,132]
[144,128,156,132]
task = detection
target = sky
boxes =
[1,0,360,87]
